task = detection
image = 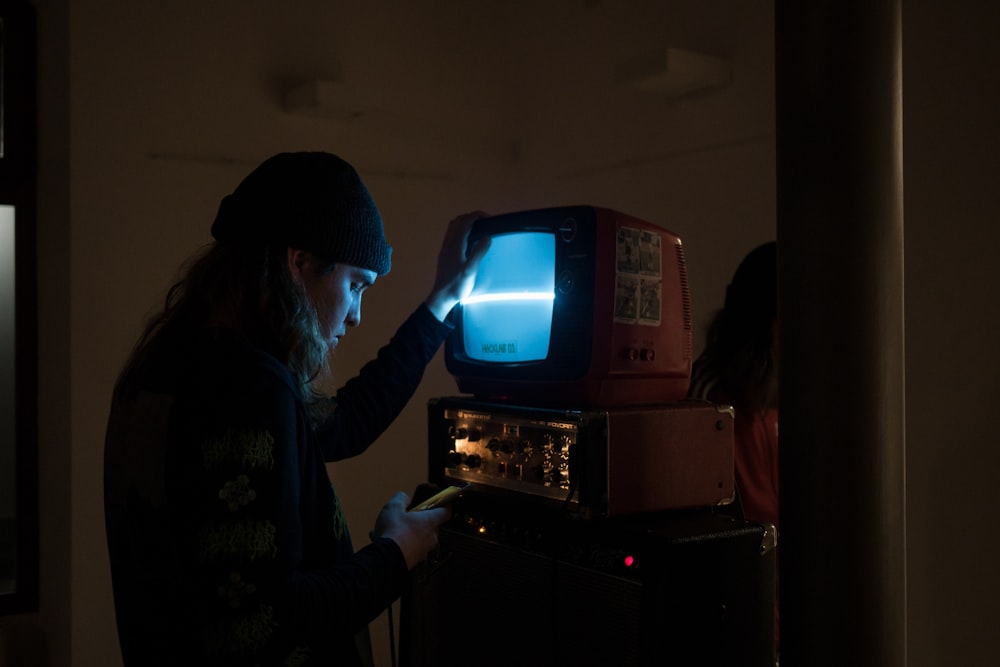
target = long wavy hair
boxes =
[116,241,332,410]
[694,306,778,413]
[690,241,778,414]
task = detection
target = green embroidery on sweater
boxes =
[283,646,311,667]
[201,519,277,562]
[330,488,347,540]
[219,474,258,512]
[230,604,274,653]
[202,429,276,471]
[204,602,275,656]
[216,571,257,609]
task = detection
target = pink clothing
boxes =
[732,407,779,530]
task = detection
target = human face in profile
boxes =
[287,249,377,350]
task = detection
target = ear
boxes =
[286,248,310,287]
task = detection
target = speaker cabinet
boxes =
[400,492,776,667]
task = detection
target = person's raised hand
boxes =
[424,211,492,322]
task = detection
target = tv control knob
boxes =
[559,217,578,242]
[556,270,575,295]
[465,454,482,468]
[640,348,655,362]
[625,347,639,361]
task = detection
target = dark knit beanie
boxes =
[211,151,392,275]
[724,241,777,321]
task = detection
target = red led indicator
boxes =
[623,555,635,567]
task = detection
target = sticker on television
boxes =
[639,278,662,325]
[639,230,662,277]
[614,274,639,322]
[616,227,662,325]
[616,226,642,274]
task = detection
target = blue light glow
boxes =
[462,231,555,363]
[462,291,555,305]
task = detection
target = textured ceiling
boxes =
[275,0,776,175]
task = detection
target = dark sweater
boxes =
[104,305,451,666]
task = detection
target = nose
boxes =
[345,297,362,328]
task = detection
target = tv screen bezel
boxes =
[446,206,598,381]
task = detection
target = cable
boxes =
[387,600,397,667]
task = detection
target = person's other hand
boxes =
[371,491,450,570]
[424,211,492,322]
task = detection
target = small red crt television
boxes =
[444,205,693,408]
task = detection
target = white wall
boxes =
[7,1,999,666]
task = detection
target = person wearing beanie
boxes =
[103,151,490,666]
[687,240,780,655]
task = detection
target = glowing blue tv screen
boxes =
[462,232,555,363]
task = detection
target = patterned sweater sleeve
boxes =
[314,303,453,461]
[171,349,408,663]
